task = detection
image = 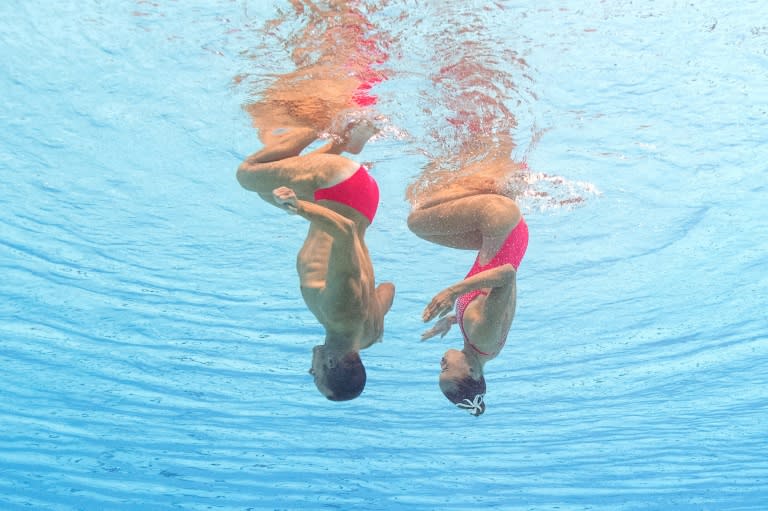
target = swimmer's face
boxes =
[439,349,471,385]
[309,345,334,398]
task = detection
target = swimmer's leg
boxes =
[237,152,354,200]
[407,194,520,251]
[248,126,319,163]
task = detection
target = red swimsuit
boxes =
[454,218,529,357]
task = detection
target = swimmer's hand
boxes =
[421,314,457,341]
[272,186,298,214]
[422,287,458,322]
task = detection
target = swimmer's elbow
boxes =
[500,264,517,283]
[329,212,358,241]
[336,214,357,238]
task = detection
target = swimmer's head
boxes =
[439,349,486,416]
[310,345,366,401]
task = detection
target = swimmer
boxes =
[237,118,395,402]
[407,162,528,416]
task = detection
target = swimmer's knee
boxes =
[473,195,520,234]
[406,211,418,231]
[406,211,427,236]
[236,163,258,190]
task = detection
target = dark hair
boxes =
[322,351,366,401]
[441,375,487,416]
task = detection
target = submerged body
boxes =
[408,162,528,415]
[237,121,394,401]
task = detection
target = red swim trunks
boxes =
[314,165,379,224]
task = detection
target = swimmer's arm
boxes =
[422,265,516,321]
[272,187,355,238]
[421,314,457,341]
[295,200,356,238]
[452,264,516,295]
[242,127,319,164]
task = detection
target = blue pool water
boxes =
[1,1,766,510]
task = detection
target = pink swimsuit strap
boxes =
[454,217,529,357]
